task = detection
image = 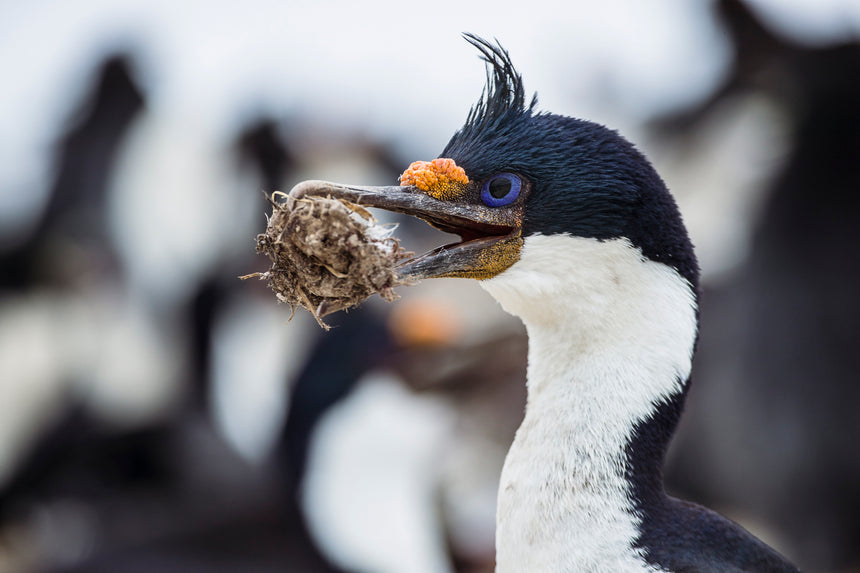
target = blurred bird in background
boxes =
[0,0,858,572]
[658,1,860,569]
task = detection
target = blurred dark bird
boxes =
[289,35,799,572]
[0,93,354,570]
[654,0,860,570]
[236,118,296,196]
[273,308,397,499]
[5,311,361,573]
[0,54,143,291]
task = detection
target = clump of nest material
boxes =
[243,193,413,329]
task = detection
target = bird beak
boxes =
[288,180,523,281]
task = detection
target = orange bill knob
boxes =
[399,158,469,201]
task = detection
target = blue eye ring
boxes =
[480,173,522,207]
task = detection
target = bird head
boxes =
[290,35,699,327]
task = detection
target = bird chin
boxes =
[288,180,522,281]
[395,231,523,282]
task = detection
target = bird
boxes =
[289,34,800,573]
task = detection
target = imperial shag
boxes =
[291,35,800,573]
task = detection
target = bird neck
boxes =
[481,235,698,570]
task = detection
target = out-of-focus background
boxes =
[1,0,859,571]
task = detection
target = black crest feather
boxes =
[444,34,537,156]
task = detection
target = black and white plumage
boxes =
[291,35,800,573]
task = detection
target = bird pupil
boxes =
[489,177,511,199]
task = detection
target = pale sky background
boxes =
[2,0,860,236]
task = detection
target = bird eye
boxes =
[481,173,521,207]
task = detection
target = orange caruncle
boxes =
[399,158,469,201]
